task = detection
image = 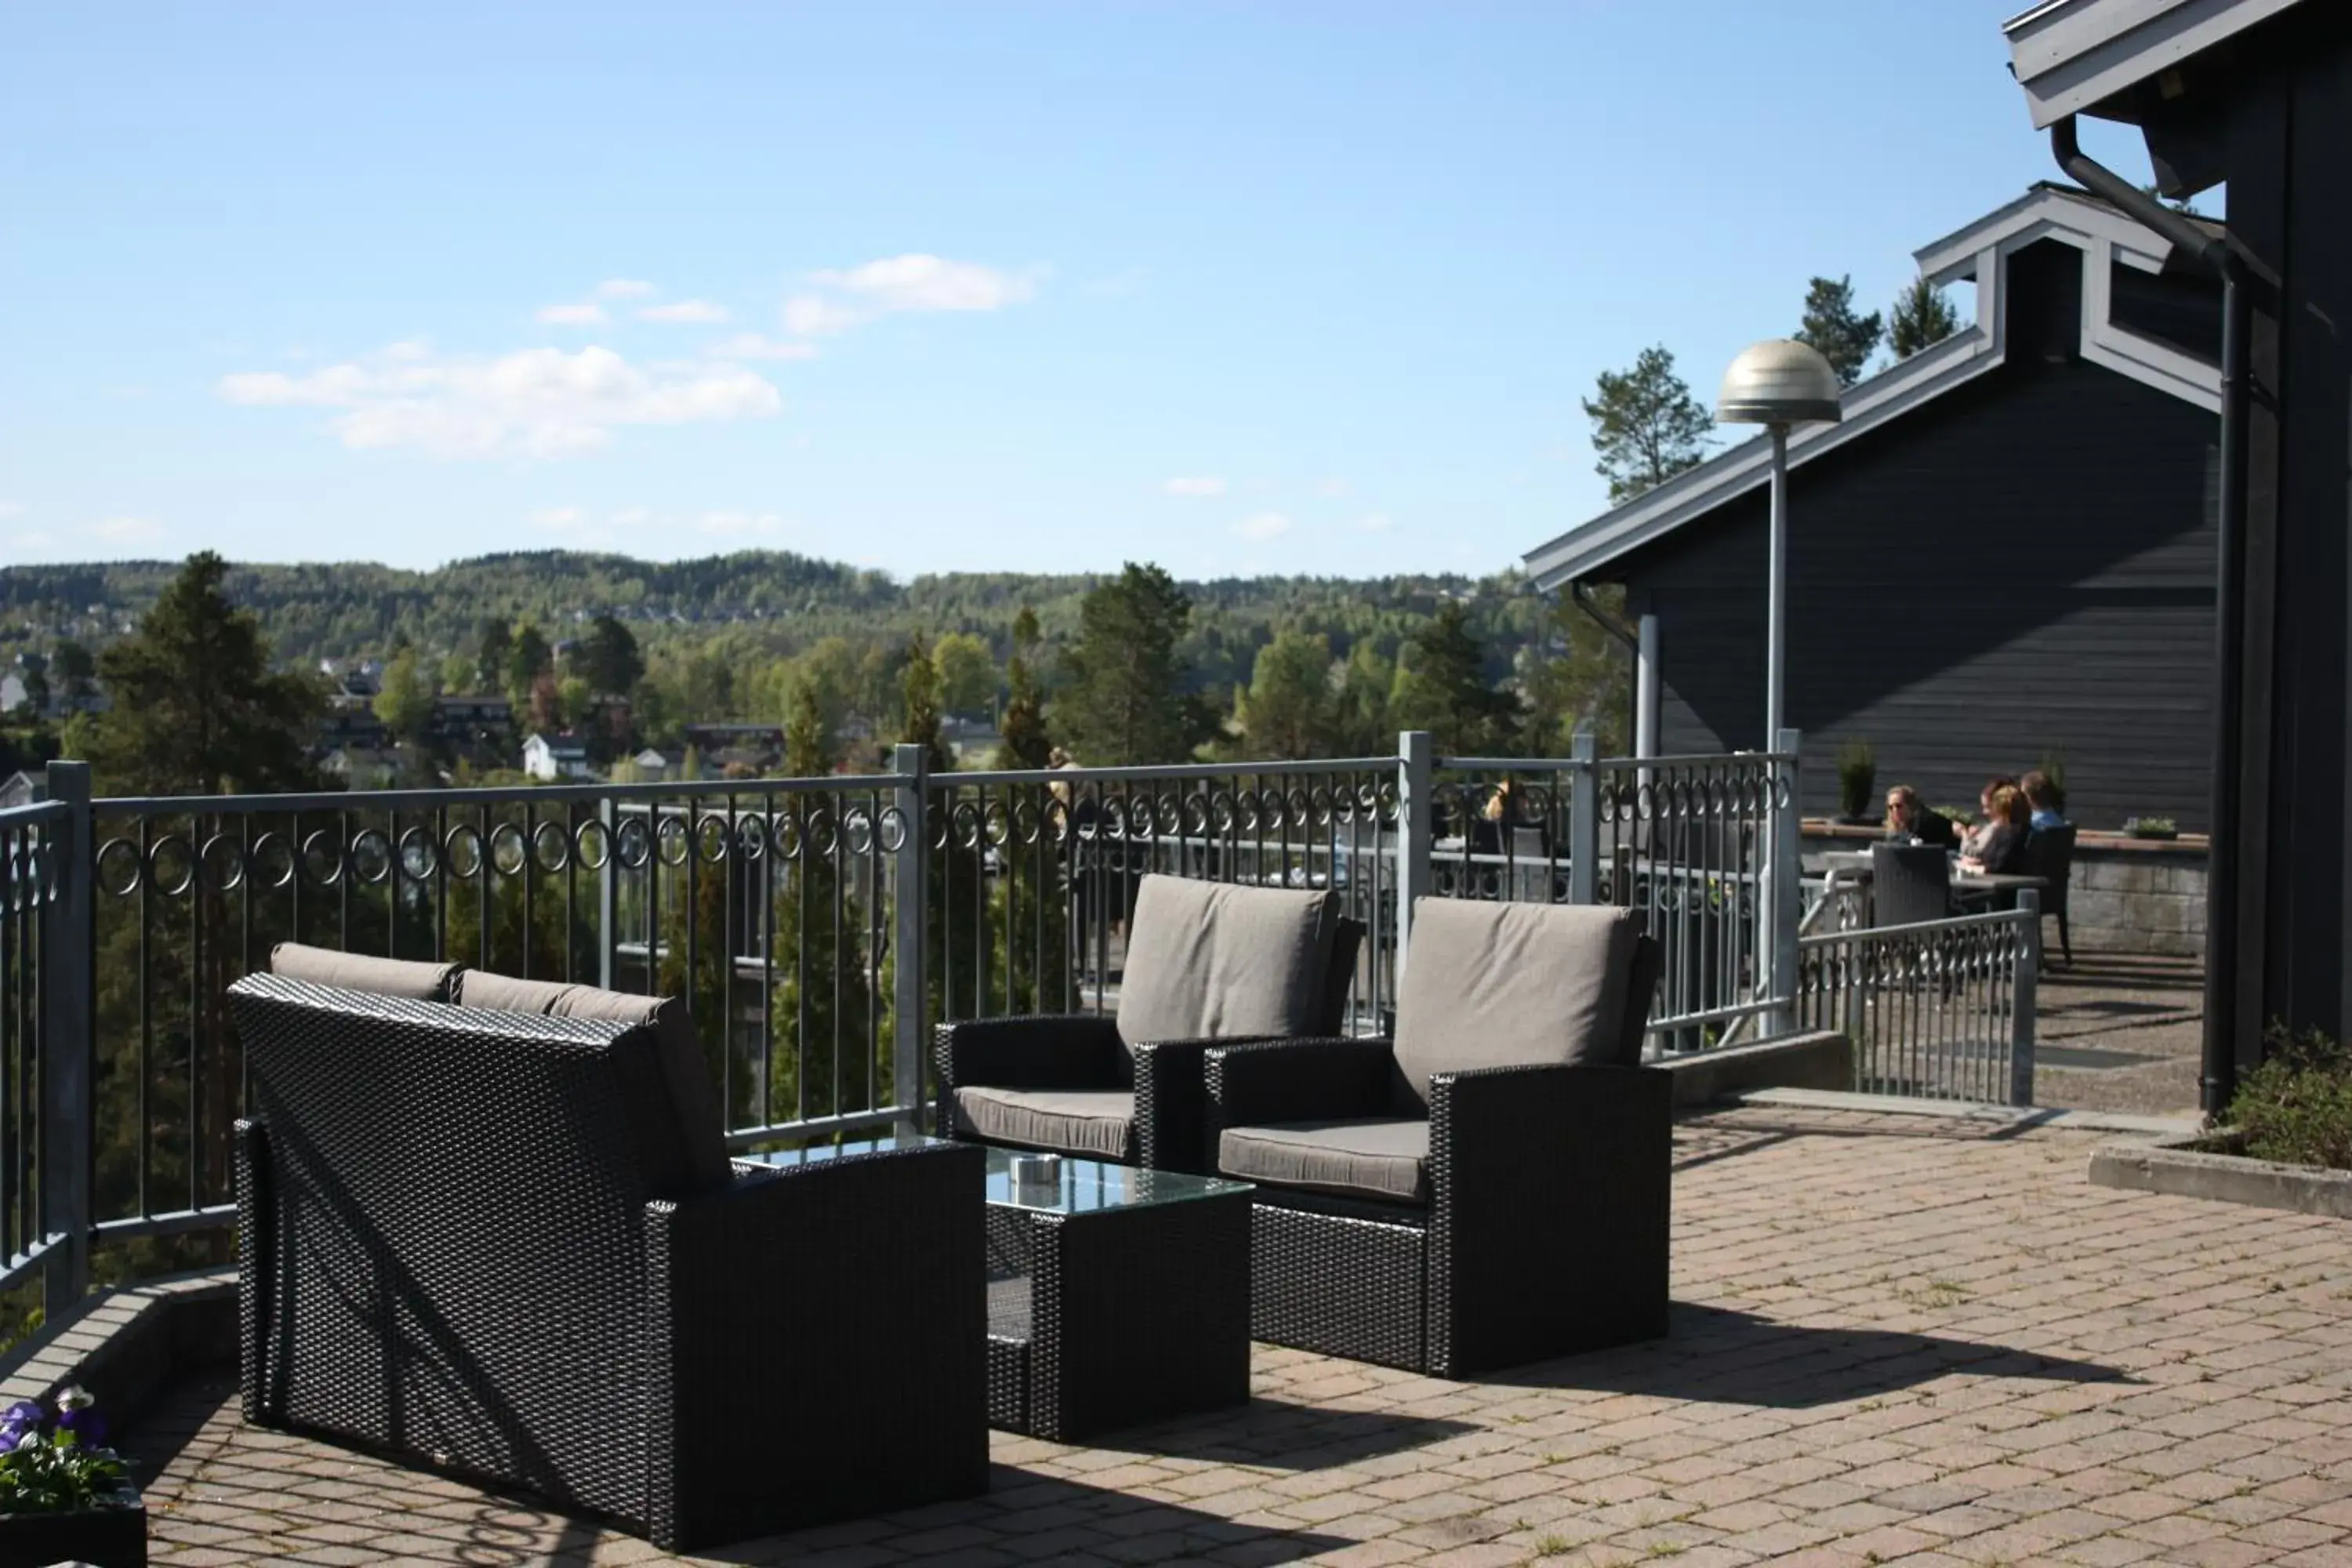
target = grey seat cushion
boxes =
[951,1086,1135,1161]
[1392,900,1645,1111]
[454,971,734,1197]
[1219,1118,1429,1205]
[270,942,463,1002]
[1114,876,1338,1050]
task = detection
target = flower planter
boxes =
[0,1485,147,1568]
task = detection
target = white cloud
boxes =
[783,253,1040,336]
[710,333,820,361]
[1162,477,1227,498]
[93,517,165,545]
[1233,511,1292,542]
[640,299,730,324]
[1355,512,1394,532]
[0,500,21,520]
[531,506,586,528]
[597,278,658,299]
[220,343,782,459]
[9,530,53,552]
[1315,477,1352,499]
[536,303,608,326]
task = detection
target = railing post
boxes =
[1396,731,1433,984]
[40,760,94,1319]
[2011,890,2041,1108]
[892,743,930,1135]
[1768,728,1802,1034]
[597,796,617,993]
[1568,728,1598,906]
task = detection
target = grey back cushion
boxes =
[1392,899,1645,1112]
[454,971,734,1196]
[1113,876,1338,1050]
[271,942,463,1003]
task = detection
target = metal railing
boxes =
[1795,895,2041,1106]
[1426,731,1804,1049]
[5,727,2013,1314]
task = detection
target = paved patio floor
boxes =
[128,1106,2352,1567]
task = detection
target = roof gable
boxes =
[2004,0,2304,129]
[1523,185,2220,592]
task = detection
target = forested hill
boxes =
[0,550,1548,692]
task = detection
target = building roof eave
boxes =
[2003,0,2305,130]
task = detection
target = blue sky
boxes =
[0,2,2161,581]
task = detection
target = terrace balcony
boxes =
[0,736,2274,1568]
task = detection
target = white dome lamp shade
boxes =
[1718,339,1842,856]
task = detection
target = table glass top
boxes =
[744,1134,1253,1214]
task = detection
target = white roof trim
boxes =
[2003,0,2303,130]
[1523,187,2220,592]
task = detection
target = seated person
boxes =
[2020,770,2066,832]
[1958,775,2018,858]
[1959,784,2031,875]
[1882,785,1957,848]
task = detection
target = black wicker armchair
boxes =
[1203,899,1668,1377]
[935,874,1364,1171]
[228,967,989,1553]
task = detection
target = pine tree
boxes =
[85,551,323,796]
[1236,630,1337,760]
[1055,563,1200,765]
[768,675,875,1121]
[573,613,645,696]
[1888,274,1964,360]
[1392,601,1522,756]
[1796,274,1884,387]
[373,646,432,742]
[1520,587,1628,756]
[475,619,513,695]
[506,622,553,705]
[998,606,1052,770]
[1582,346,1714,504]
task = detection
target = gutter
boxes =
[2051,116,2251,1118]
[1566,581,1642,757]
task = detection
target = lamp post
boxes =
[1716,339,1842,747]
[1717,340,1840,1032]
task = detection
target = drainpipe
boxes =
[2052,117,2250,1118]
[1567,580,1641,753]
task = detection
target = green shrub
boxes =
[2124,815,2178,840]
[1836,740,1877,820]
[2223,1025,2352,1171]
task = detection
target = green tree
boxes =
[1519,587,1628,756]
[84,551,324,795]
[768,675,876,1120]
[373,645,432,742]
[53,640,96,706]
[475,619,513,695]
[1236,630,1337,760]
[437,652,476,696]
[506,622,553,704]
[1888,274,1964,360]
[899,633,954,775]
[1582,346,1714,505]
[1796,274,1883,387]
[931,631,997,717]
[998,607,1052,770]
[1332,641,1396,756]
[574,612,645,695]
[1055,563,1200,765]
[1392,601,1521,756]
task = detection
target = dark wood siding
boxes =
[1610,241,2220,830]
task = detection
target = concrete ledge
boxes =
[2089,1135,2352,1219]
[1735,1087,2199,1136]
[1662,1030,1853,1106]
[0,1269,237,1426]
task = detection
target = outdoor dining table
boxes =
[1811,848,2047,912]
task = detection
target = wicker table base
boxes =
[983,1189,1251,1441]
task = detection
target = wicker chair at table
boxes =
[230,947,988,1554]
[1201,899,1668,1377]
[2022,823,2078,966]
[1871,841,1956,926]
[935,873,1365,1172]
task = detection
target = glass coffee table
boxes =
[748,1137,1254,1442]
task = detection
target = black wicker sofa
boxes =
[1203,898,1670,1377]
[230,947,989,1552]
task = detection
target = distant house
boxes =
[0,771,40,809]
[319,658,384,700]
[943,716,1002,764]
[321,746,398,790]
[1521,183,2223,831]
[632,748,673,782]
[521,733,594,782]
[318,707,390,753]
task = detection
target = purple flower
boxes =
[0,1400,43,1439]
[55,1406,105,1447]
